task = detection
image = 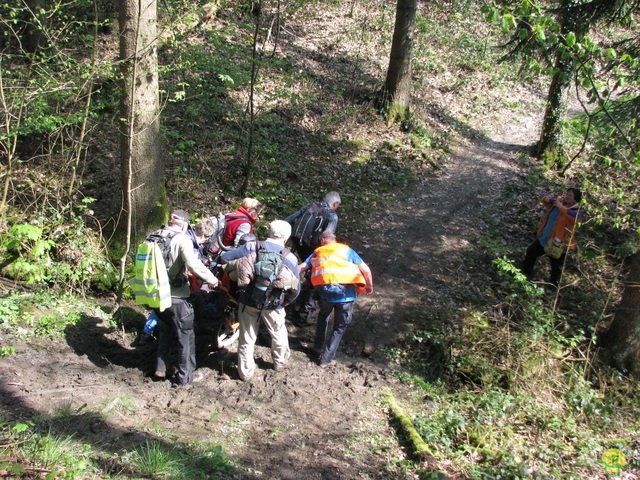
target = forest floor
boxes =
[0,100,548,480]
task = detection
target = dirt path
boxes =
[351,111,539,365]
[0,109,540,478]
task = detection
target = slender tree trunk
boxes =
[536,53,573,160]
[0,66,21,214]
[23,0,47,53]
[241,4,262,197]
[379,0,417,125]
[536,0,588,161]
[118,0,166,242]
[600,252,640,376]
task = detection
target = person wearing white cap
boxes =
[221,220,301,381]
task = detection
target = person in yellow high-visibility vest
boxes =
[155,210,219,386]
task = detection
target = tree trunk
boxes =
[536,0,588,162]
[536,53,572,161]
[380,0,417,125]
[118,0,166,242]
[22,0,47,53]
[600,252,640,376]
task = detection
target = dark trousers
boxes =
[156,298,196,385]
[291,243,319,323]
[297,272,319,323]
[522,239,566,287]
[313,299,354,364]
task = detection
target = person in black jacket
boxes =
[285,191,340,325]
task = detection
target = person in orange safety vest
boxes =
[299,231,373,367]
[521,187,583,287]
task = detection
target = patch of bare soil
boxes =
[0,105,541,478]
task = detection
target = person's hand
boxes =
[208,278,219,289]
[365,286,373,294]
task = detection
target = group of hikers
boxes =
[133,192,373,386]
[133,186,582,387]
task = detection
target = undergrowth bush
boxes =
[0,420,97,479]
[0,291,109,341]
[1,199,116,293]
[393,253,639,477]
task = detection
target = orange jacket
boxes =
[537,195,582,250]
[310,242,366,289]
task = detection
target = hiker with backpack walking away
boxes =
[152,210,219,386]
[221,198,264,248]
[298,231,373,367]
[221,220,300,381]
[285,191,340,325]
[521,187,583,289]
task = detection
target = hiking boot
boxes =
[138,333,153,346]
[319,360,332,368]
[154,370,166,379]
[273,362,286,372]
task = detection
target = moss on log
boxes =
[384,392,433,460]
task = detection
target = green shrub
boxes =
[1,200,116,292]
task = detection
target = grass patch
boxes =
[0,419,236,479]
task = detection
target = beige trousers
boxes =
[237,304,290,381]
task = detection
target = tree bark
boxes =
[380,0,417,125]
[536,53,573,160]
[600,252,640,376]
[118,0,166,242]
[536,0,588,161]
[22,0,47,53]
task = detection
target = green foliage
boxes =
[1,200,117,292]
[0,291,108,340]
[1,415,235,479]
[24,430,94,479]
[2,224,54,285]
[0,296,21,325]
[128,440,236,478]
[131,441,180,477]
[402,374,639,478]
[391,234,640,477]
[1,0,118,159]
[34,312,81,338]
[0,346,16,357]
[565,99,640,257]
[0,420,95,478]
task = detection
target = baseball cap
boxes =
[170,209,190,225]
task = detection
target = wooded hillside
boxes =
[0,0,639,478]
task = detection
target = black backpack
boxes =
[291,202,332,248]
[143,229,186,287]
[143,229,177,268]
[243,242,290,310]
